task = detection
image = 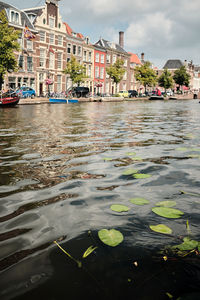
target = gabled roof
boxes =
[23,6,45,21]
[63,22,84,41]
[95,38,127,54]
[128,52,142,65]
[0,0,36,31]
[163,59,184,69]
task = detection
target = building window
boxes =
[83,51,87,61]
[95,53,99,63]
[57,75,62,92]
[88,52,91,62]
[100,67,104,79]
[100,54,104,64]
[49,52,54,69]
[123,71,127,80]
[49,33,54,45]
[88,65,91,77]
[27,40,33,51]
[124,59,127,67]
[78,46,82,56]
[40,31,45,42]
[67,44,71,54]
[39,49,45,67]
[95,66,99,78]
[10,11,20,24]
[106,54,110,64]
[112,55,116,64]
[57,53,62,69]
[18,55,24,69]
[49,17,55,28]
[58,35,62,46]
[18,32,23,48]
[67,57,70,62]
[73,45,76,55]
[27,57,33,72]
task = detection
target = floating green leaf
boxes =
[130,197,150,205]
[110,204,130,212]
[173,237,198,251]
[122,168,138,175]
[156,200,176,207]
[133,173,151,179]
[103,157,113,161]
[82,245,97,258]
[150,224,172,235]
[131,156,143,161]
[152,207,184,218]
[188,154,200,159]
[98,229,124,247]
[126,152,136,156]
[176,147,189,152]
[180,190,200,197]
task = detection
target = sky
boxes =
[5,0,200,68]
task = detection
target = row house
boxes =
[128,52,142,91]
[64,22,94,92]
[0,1,37,90]
[24,0,67,96]
[94,32,131,95]
[93,44,106,94]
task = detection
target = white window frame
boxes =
[27,40,33,51]
[100,67,104,79]
[106,54,110,64]
[49,17,55,28]
[95,66,99,78]
[39,48,45,68]
[58,35,62,46]
[95,53,99,63]
[112,55,116,64]
[49,33,54,45]
[57,75,62,92]
[57,52,62,69]
[10,10,21,25]
[49,52,54,69]
[40,31,45,42]
[100,54,104,64]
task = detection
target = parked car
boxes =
[71,87,89,98]
[16,87,36,98]
[117,91,129,98]
[128,90,138,98]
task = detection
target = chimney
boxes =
[119,31,124,49]
[141,53,144,61]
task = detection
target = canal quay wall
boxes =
[18,93,199,105]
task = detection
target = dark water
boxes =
[0,100,200,300]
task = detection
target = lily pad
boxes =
[126,152,136,156]
[156,201,176,207]
[130,197,150,205]
[152,207,184,219]
[150,224,172,235]
[122,168,138,175]
[173,237,198,251]
[131,156,143,161]
[133,173,151,179]
[98,229,124,247]
[103,157,113,161]
[176,147,189,152]
[110,204,130,212]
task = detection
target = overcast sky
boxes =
[5,0,200,68]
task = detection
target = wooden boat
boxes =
[49,98,78,104]
[0,92,20,107]
[149,95,164,100]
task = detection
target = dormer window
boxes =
[10,10,20,25]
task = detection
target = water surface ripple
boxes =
[0,101,200,299]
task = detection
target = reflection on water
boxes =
[0,101,200,299]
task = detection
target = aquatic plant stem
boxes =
[53,240,82,268]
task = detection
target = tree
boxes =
[134,61,157,93]
[173,66,191,90]
[158,69,174,93]
[63,55,86,87]
[106,59,125,92]
[0,9,20,90]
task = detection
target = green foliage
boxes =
[110,204,130,212]
[0,10,20,89]
[150,224,172,235]
[133,173,151,179]
[134,61,158,92]
[155,201,176,207]
[82,245,97,258]
[173,66,191,87]
[158,69,174,92]
[122,168,138,175]
[152,207,184,218]
[63,55,86,86]
[106,59,125,85]
[98,229,124,247]
[173,237,198,251]
[129,197,150,205]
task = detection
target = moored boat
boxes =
[49,98,78,103]
[0,92,20,107]
[149,95,164,100]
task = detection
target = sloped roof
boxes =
[63,22,84,41]
[23,6,44,22]
[163,59,184,69]
[128,52,141,65]
[95,38,127,54]
[0,1,36,31]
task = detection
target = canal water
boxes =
[0,100,200,300]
